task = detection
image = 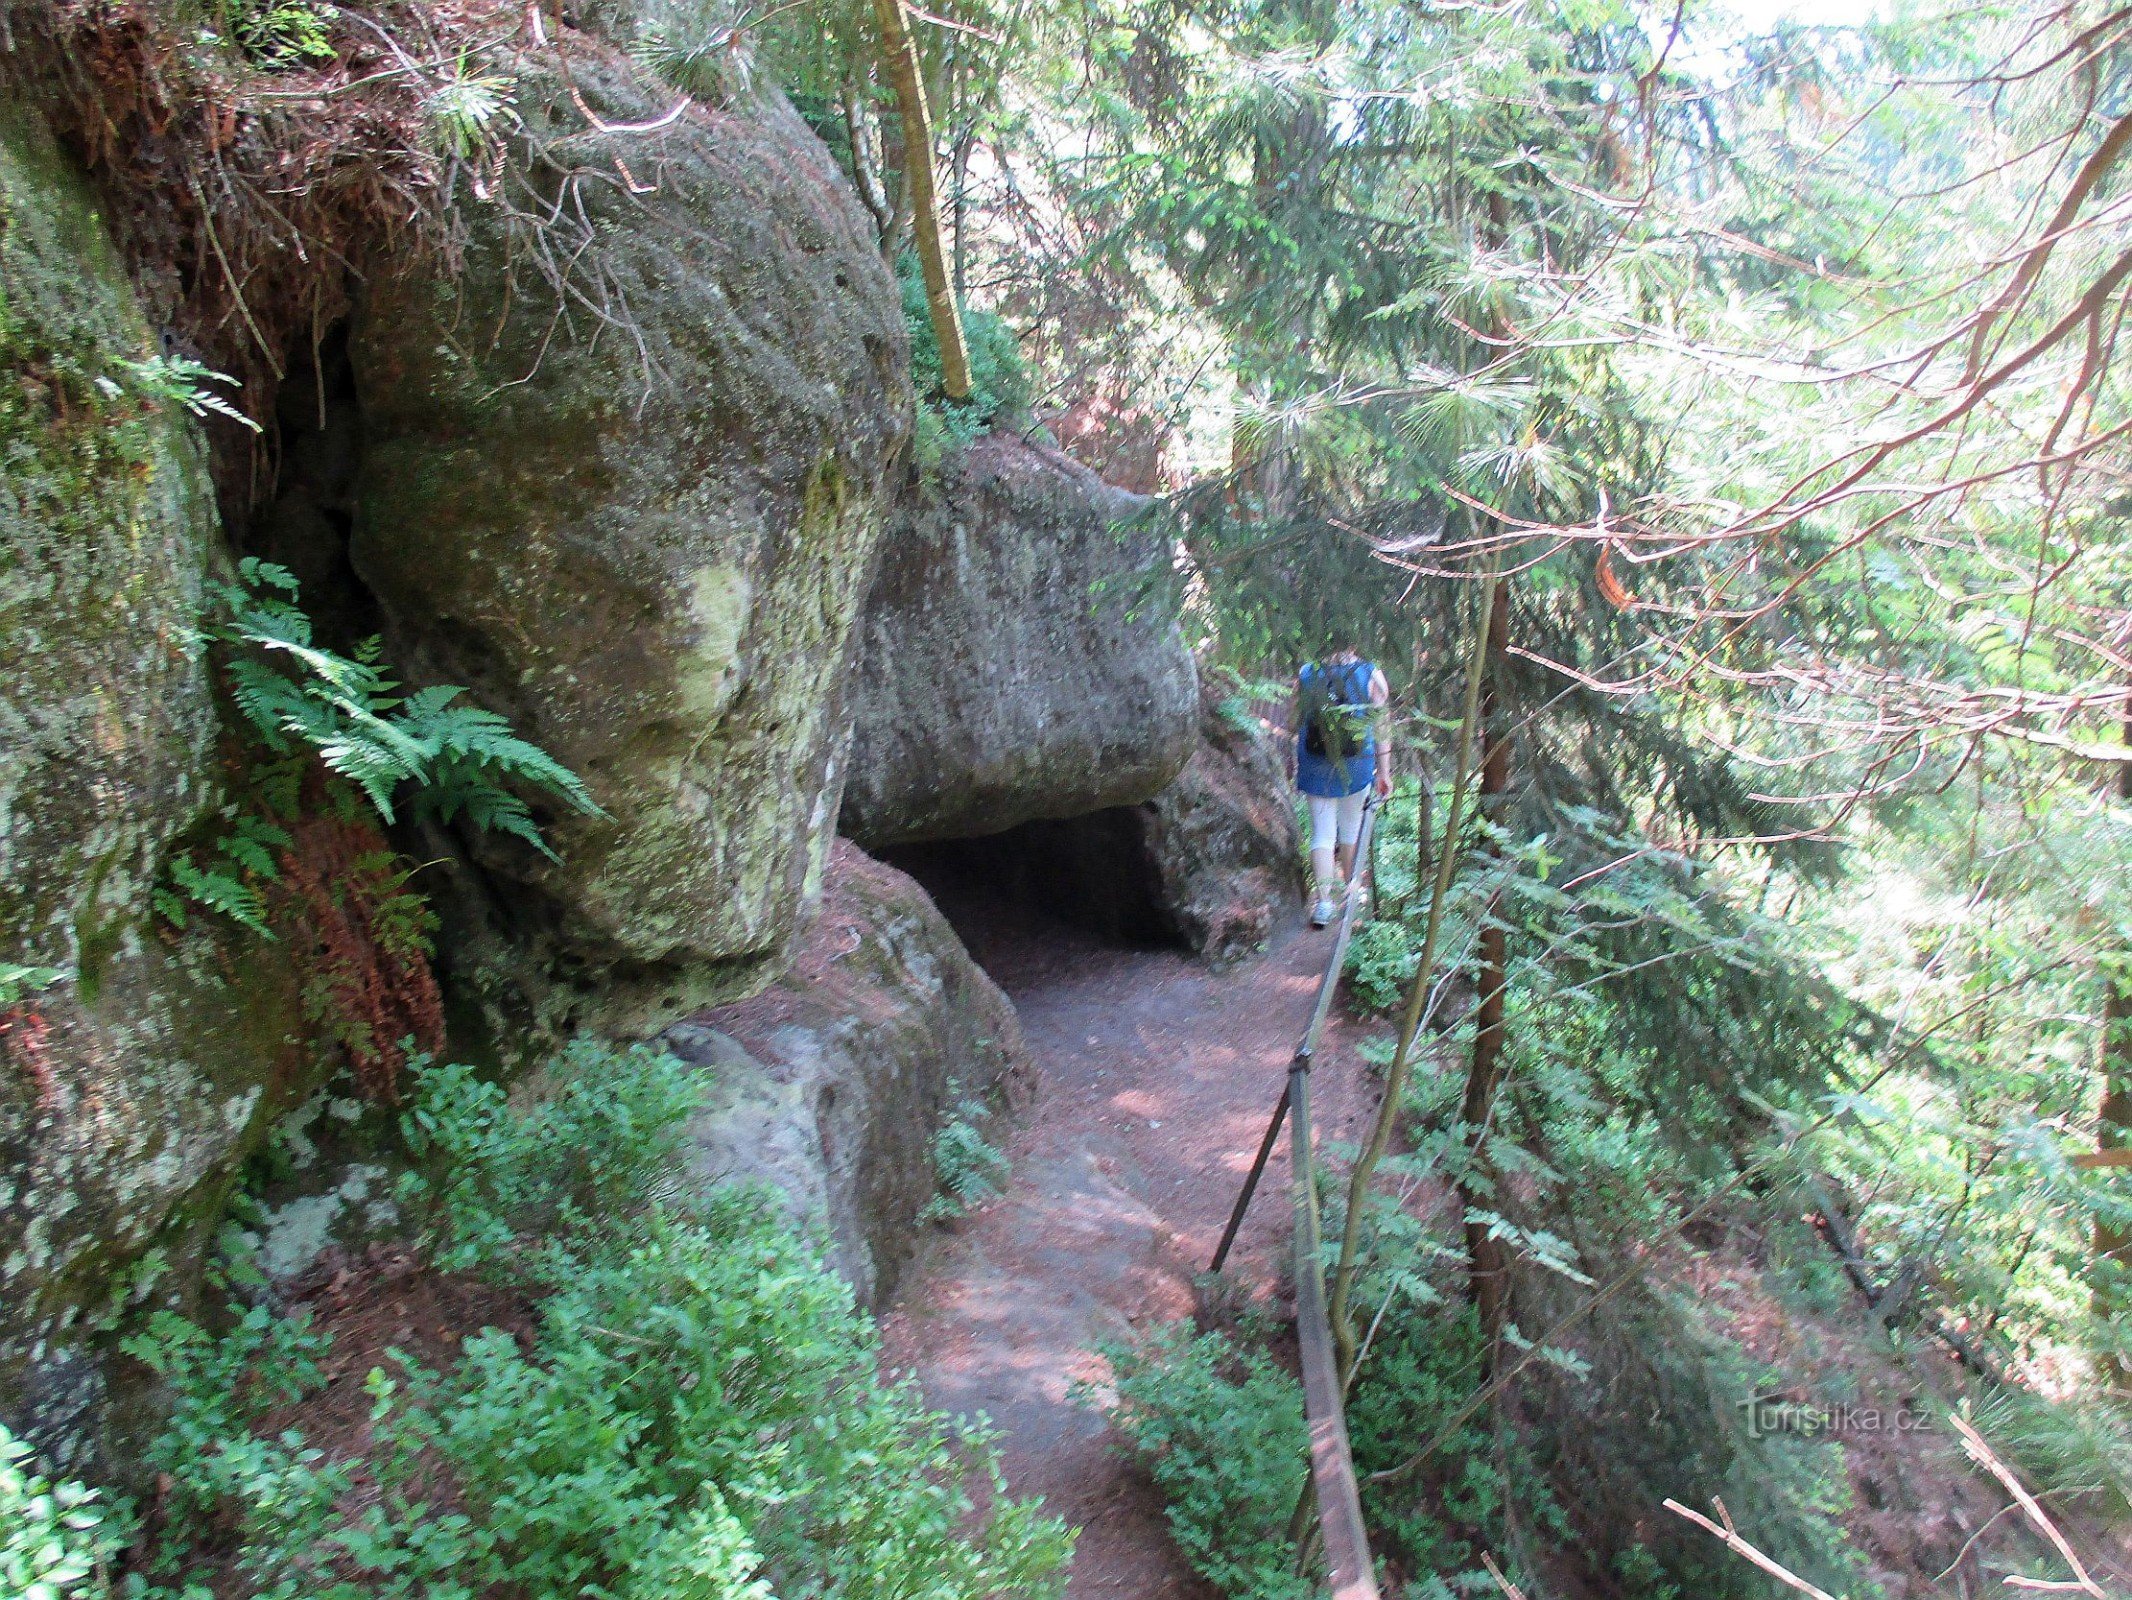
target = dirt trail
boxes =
[879,904,1379,1597]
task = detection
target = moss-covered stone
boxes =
[0,101,210,949]
[350,48,909,1035]
[0,101,311,1468]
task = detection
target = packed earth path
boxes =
[878,899,1383,1598]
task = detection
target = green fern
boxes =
[157,815,292,938]
[921,1091,1011,1223]
[205,560,603,857]
[426,56,515,158]
[118,353,261,432]
[351,851,440,963]
[162,562,601,936]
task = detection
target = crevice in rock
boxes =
[878,806,1186,967]
[240,318,381,653]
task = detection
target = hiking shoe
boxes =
[1310,896,1336,927]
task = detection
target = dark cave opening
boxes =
[877,806,1186,974]
[241,318,380,652]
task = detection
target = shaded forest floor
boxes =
[879,901,1378,1597]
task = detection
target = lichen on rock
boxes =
[349,48,911,1036]
[0,100,309,1466]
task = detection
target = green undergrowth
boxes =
[69,1042,1072,1599]
[900,254,1031,477]
[1094,1324,1314,1600]
[1094,1306,1575,1599]
[919,1086,1011,1224]
[1,1423,118,1600]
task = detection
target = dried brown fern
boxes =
[274,810,444,1102]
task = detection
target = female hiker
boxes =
[1294,646,1392,927]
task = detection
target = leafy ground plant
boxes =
[1,1424,117,1600]
[920,1089,1011,1223]
[1094,1324,1314,1600]
[116,1043,1074,1599]
[207,559,599,856]
[151,564,549,1094]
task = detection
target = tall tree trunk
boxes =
[2094,673,2132,1390]
[1410,620,1433,915]
[1459,578,1513,1343]
[951,125,972,300]
[872,0,970,396]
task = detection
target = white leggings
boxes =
[1306,791,1368,852]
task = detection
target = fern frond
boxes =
[223,660,312,751]
[219,815,294,878]
[0,962,63,1007]
[428,771,556,860]
[169,854,274,938]
[208,563,600,857]
[315,733,418,819]
[400,696,605,820]
[238,558,301,597]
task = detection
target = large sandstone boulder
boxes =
[840,432,1198,848]
[872,675,1304,963]
[351,47,909,1031]
[0,103,307,1463]
[1140,677,1307,964]
[663,840,1029,1305]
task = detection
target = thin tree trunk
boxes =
[1457,194,1520,1349]
[1410,619,1433,914]
[2093,671,2132,1389]
[1459,579,1513,1343]
[871,0,970,395]
[950,122,973,301]
[1328,565,1499,1382]
[842,77,893,244]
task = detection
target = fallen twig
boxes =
[1664,1496,1839,1600]
[1480,1552,1528,1600]
[1950,1414,2107,1598]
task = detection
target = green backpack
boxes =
[1300,661,1374,762]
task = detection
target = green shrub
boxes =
[1347,1306,1565,1587]
[1342,919,1416,1015]
[396,1042,701,1272]
[0,1425,118,1600]
[1095,1324,1314,1600]
[121,1043,1074,1599]
[899,254,1030,471]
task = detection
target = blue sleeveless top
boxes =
[1296,659,1377,798]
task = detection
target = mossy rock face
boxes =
[840,432,1199,847]
[351,49,909,1030]
[0,101,310,1467]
